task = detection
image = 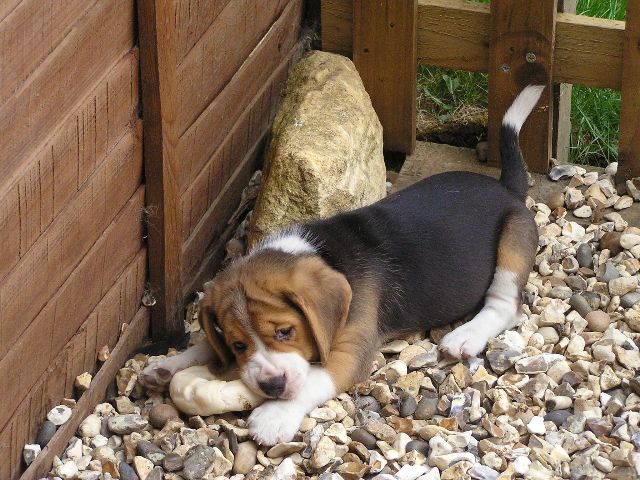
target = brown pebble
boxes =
[149,403,180,429]
[585,310,612,333]
[476,141,488,162]
[600,232,623,256]
[547,191,565,210]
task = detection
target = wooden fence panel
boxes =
[488,0,557,173]
[138,0,184,339]
[353,0,417,154]
[322,0,625,91]
[618,1,640,182]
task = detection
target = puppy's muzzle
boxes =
[258,375,286,397]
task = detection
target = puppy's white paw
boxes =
[248,400,305,446]
[139,360,178,390]
[439,325,488,359]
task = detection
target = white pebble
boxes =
[47,405,72,426]
[527,416,546,435]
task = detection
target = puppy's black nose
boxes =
[258,375,286,397]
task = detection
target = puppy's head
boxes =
[199,251,351,399]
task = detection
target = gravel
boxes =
[39,167,640,479]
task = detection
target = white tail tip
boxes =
[502,85,545,134]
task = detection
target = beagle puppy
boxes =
[141,85,543,446]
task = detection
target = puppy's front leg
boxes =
[140,339,215,389]
[248,326,376,446]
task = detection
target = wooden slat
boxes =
[22,306,150,479]
[181,46,300,285]
[554,13,624,89]
[174,0,233,62]
[0,191,146,434]
[552,0,576,165]
[0,50,139,283]
[487,0,557,173]
[178,0,303,193]
[617,1,640,182]
[183,130,270,292]
[138,0,184,339]
[176,0,289,134]
[0,126,143,359]
[0,0,97,106]
[0,0,135,195]
[180,43,298,240]
[0,0,20,23]
[321,0,353,56]
[353,0,417,154]
[321,0,625,90]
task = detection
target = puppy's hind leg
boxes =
[439,210,537,359]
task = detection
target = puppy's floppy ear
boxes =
[285,256,352,364]
[199,305,234,369]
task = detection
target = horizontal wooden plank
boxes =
[0,50,139,283]
[0,190,146,434]
[0,0,135,194]
[321,0,625,90]
[0,250,145,480]
[180,43,297,240]
[554,12,624,89]
[0,125,143,359]
[417,0,490,73]
[22,306,150,480]
[177,0,289,135]
[182,130,269,291]
[177,0,303,193]
[0,0,97,106]
[174,0,233,63]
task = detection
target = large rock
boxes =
[248,50,386,246]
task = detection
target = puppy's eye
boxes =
[232,341,247,353]
[275,326,294,341]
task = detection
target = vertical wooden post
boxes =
[617,1,640,182]
[488,0,557,173]
[353,0,417,154]
[552,0,576,164]
[138,0,184,338]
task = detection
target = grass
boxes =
[416,0,626,167]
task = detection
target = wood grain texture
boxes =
[181,43,297,241]
[181,45,301,286]
[174,0,233,62]
[321,0,624,90]
[0,190,146,435]
[183,130,270,292]
[21,306,149,480]
[176,0,289,134]
[0,126,143,359]
[553,0,575,165]
[353,0,417,154]
[488,0,557,173]
[138,0,184,339]
[0,250,145,480]
[321,0,352,56]
[0,0,97,106]
[0,0,135,195]
[0,50,139,284]
[617,1,640,181]
[177,0,303,193]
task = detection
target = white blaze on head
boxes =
[240,334,311,400]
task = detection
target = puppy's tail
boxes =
[499,85,545,200]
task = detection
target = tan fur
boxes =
[496,213,538,286]
[201,252,352,369]
[324,282,381,391]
